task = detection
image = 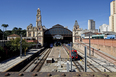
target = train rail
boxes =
[80,42,116,65]
[63,44,114,72]
[20,48,51,72]
[73,46,114,72]
[73,61,84,72]
[75,46,114,72]
[32,48,51,72]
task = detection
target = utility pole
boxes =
[84,46,87,72]
[89,33,91,56]
[36,29,38,48]
[70,42,72,72]
[20,34,22,58]
[3,28,4,47]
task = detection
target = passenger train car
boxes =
[64,44,78,60]
[69,50,78,60]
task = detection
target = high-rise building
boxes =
[99,24,109,33]
[109,0,116,32]
[88,19,95,30]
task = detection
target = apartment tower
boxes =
[88,19,95,30]
[109,0,116,32]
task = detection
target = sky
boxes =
[0,0,113,31]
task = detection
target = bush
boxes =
[0,46,5,61]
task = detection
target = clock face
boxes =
[75,26,79,29]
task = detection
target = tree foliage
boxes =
[0,38,31,62]
[0,26,26,40]
[0,29,3,40]
[6,38,29,53]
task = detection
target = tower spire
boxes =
[73,20,79,31]
[36,8,42,27]
[74,20,78,26]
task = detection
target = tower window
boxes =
[38,17,39,19]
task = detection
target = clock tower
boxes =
[73,20,81,44]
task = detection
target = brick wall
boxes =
[25,40,37,43]
[82,39,116,57]
[83,39,116,47]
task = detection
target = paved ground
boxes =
[40,46,77,72]
[48,47,68,59]
[40,60,78,72]
[0,48,42,72]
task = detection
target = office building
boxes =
[88,19,95,30]
[99,24,109,33]
[109,0,116,32]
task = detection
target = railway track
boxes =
[73,61,84,72]
[80,42,116,65]
[63,45,84,72]
[74,47,113,72]
[20,48,51,72]
[32,48,51,72]
[63,44,113,72]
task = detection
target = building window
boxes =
[29,33,31,37]
[33,33,35,37]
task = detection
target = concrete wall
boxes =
[82,39,116,57]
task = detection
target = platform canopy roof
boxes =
[44,24,72,37]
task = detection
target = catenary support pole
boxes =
[89,33,91,56]
[20,34,22,58]
[84,46,87,72]
[70,42,72,72]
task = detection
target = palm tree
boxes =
[1,24,9,40]
[4,24,9,31]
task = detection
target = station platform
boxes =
[41,46,77,72]
[48,47,69,60]
[0,48,43,72]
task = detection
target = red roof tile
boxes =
[8,34,20,37]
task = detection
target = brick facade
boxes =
[82,39,116,57]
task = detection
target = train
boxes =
[69,50,78,60]
[50,43,53,48]
[54,41,61,46]
[64,44,78,60]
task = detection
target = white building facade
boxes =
[109,0,116,32]
[99,24,109,33]
[88,19,95,30]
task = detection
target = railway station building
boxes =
[26,8,81,46]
